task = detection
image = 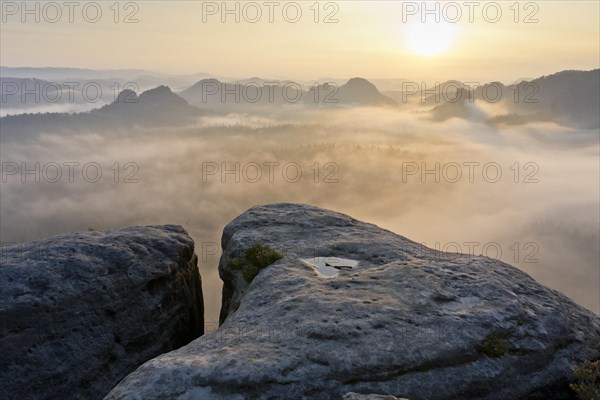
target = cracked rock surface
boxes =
[107,204,599,400]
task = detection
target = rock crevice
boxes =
[107,204,599,400]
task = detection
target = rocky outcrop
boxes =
[0,225,204,400]
[106,204,599,400]
[343,393,408,400]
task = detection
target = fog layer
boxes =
[1,107,598,322]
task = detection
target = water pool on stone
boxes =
[301,257,358,277]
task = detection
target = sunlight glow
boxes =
[404,21,458,56]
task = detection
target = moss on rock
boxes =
[479,333,511,357]
[228,243,283,283]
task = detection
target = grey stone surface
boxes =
[0,225,204,400]
[107,204,599,400]
[343,393,407,400]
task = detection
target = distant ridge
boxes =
[180,77,396,111]
[0,85,206,140]
[426,69,600,129]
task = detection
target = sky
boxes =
[1,1,599,83]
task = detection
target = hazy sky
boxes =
[1,1,598,82]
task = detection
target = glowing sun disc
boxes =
[405,21,458,56]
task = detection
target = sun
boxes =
[404,20,458,56]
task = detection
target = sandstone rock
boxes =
[343,393,408,400]
[0,225,204,400]
[106,204,599,400]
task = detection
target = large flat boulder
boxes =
[106,204,599,400]
[0,225,204,400]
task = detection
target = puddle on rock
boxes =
[301,257,359,278]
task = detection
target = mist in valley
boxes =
[1,105,598,323]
